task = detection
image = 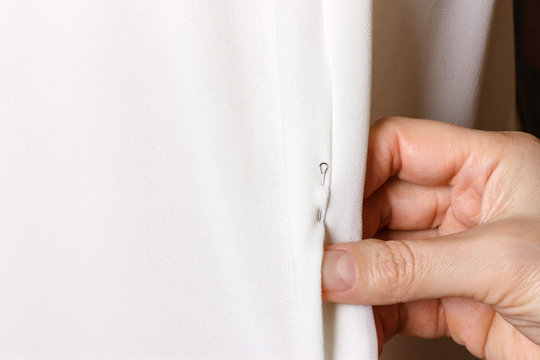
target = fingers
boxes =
[372,300,448,343]
[373,298,540,360]
[373,298,496,359]
[374,228,440,241]
[364,117,478,199]
[322,236,472,304]
[362,177,450,237]
[322,220,523,307]
[373,303,399,354]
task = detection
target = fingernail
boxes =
[322,250,357,292]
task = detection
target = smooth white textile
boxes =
[0,1,514,359]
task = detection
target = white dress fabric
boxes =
[0,1,514,359]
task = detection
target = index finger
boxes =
[364,117,474,199]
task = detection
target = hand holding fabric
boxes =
[322,117,540,359]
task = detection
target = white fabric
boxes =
[0,1,514,359]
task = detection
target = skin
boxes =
[321,117,540,359]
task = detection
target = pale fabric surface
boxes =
[0,1,514,359]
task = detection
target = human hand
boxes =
[321,117,540,359]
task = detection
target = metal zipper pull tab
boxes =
[319,162,328,186]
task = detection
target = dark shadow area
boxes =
[380,336,479,360]
[514,0,540,137]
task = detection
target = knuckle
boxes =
[509,130,539,144]
[376,116,407,129]
[372,116,406,130]
[374,240,416,302]
[501,131,540,152]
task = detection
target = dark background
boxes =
[514,0,540,137]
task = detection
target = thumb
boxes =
[321,223,519,306]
